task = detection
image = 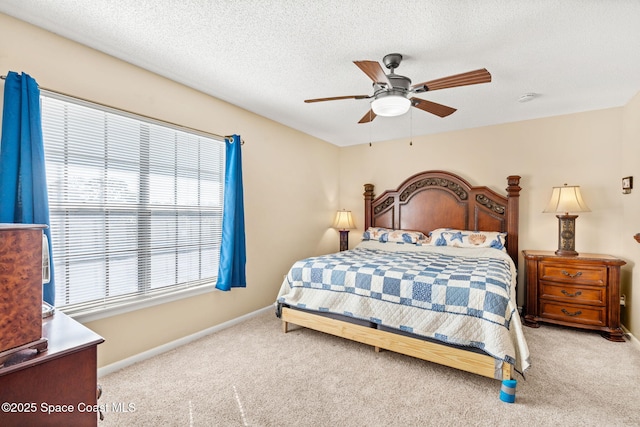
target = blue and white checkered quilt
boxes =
[277,240,530,375]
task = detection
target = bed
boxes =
[276,170,529,380]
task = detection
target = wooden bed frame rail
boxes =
[281,307,512,380]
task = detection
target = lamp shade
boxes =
[371,94,411,117]
[543,184,590,214]
[333,210,355,230]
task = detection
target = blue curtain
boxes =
[215,134,246,291]
[0,71,55,304]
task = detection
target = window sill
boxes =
[63,283,218,324]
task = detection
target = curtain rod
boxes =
[1,74,244,145]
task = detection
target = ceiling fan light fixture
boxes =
[371,93,411,117]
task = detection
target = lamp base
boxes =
[556,214,579,257]
[339,230,349,252]
[555,248,579,257]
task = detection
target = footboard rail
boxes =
[281,306,512,380]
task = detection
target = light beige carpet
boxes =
[98,310,640,426]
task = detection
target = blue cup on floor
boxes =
[499,379,517,403]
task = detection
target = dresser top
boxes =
[0,223,47,230]
[522,250,626,265]
[0,312,104,376]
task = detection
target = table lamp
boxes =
[333,210,355,251]
[543,184,590,256]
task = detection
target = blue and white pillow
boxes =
[427,228,507,251]
[362,227,427,244]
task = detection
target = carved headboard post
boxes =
[506,176,522,268]
[363,183,375,230]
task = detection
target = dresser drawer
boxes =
[539,262,606,286]
[539,301,605,327]
[539,282,605,306]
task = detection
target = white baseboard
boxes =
[98,305,273,377]
[622,324,640,351]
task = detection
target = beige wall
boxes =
[0,13,341,367]
[621,91,640,335]
[339,106,638,335]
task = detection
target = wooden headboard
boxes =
[364,170,522,267]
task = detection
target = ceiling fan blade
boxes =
[305,95,370,103]
[353,60,392,86]
[358,109,377,123]
[410,98,457,117]
[411,68,491,92]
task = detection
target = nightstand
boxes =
[522,250,626,342]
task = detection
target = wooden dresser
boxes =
[522,250,626,341]
[0,312,104,426]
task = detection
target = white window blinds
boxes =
[40,92,225,316]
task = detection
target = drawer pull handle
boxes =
[561,270,582,279]
[561,290,582,298]
[561,308,582,317]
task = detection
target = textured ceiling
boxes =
[1,1,640,147]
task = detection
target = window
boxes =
[40,92,225,317]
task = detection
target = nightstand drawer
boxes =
[539,282,605,306]
[539,263,606,286]
[539,301,605,327]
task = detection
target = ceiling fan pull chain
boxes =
[369,112,373,147]
[409,108,413,146]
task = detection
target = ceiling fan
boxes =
[304,53,491,123]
